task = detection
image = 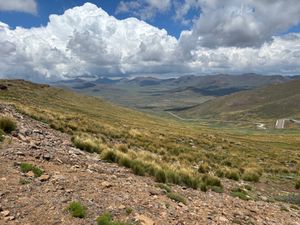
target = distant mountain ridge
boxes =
[54,74,296,115]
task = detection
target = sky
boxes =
[0,0,300,81]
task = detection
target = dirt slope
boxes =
[0,105,299,225]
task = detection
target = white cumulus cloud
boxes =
[177,0,300,48]
[0,3,300,81]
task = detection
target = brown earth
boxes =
[0,105,300,225]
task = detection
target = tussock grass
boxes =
[96,212,130,225]
[242,168,262,182]
[202,174,222,187]
[166,192,187,204]
[198,162,209,173]
[0,117,16,133]
[71,134,103,153]
[230,187,251,201]
[20,163,44,177]
[157,183,172,193]
[101,149,203,189]
[224,168,240,181]
[67,201,86,218]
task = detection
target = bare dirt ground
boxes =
[0,105,300,225]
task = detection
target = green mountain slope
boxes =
[176,78,300,121]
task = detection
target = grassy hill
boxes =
[1,79,300,196]
[176,78,300,121]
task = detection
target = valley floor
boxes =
[0,106,300,225]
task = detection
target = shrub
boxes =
[20,163,44,177]
[296,180,300,190]
[72,135,100,153]
[225,169,240,181]
[242,168,261,182]
[166,192,187,205]
[202,174,222,187]
[0,117,16,133]
[96,212,129,225]
[67,201,86,218]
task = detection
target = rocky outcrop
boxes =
[0,105,299,225]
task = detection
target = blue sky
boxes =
[0,0,195,38]
[0,0,300,81]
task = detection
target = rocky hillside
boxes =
[1,105,300,224]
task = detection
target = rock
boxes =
[149,189,161,196]
[118,204,126,209]
[26,171,35,178]
[16,151,25,156]
[39,174,50,182]
[135,215,155,225]
[101,181,112,188]
[18,133,27,142]
[178,202,187,209]
[1,210,10,216]
[43,154,51,161]
[218,216,229,223]
[0,205,2,212]
[260,196,268,201]
[4,216,15,221]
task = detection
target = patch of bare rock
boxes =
[0,105,299,225]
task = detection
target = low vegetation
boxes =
[0,129,4,142]
[230,187,252,201]
[224,168,240,181]
[125,207,133,215]
[96,212,130,225]
[71,134,102,153]
[19,178,30,185]
[0,117,16,133]
[296,180,300,190]
[20,163,44,177]
[242,168,262,182]
[276,194,300,206]
[157,183,172,193]
[166,192,187,205]
[67,201,86,218]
